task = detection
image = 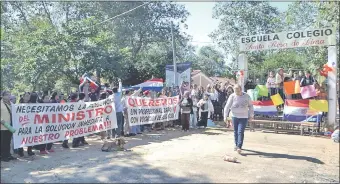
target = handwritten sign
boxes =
[12,97,117,148]
[126,96,180,126]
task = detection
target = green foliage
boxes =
[210,2,281,62]
[192,46,226,77]
[1,1,339,94]
[211,1,338,79]
[1,2,189,93]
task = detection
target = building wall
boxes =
[191,73,213,88]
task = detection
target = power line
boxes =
[72,2,151,35]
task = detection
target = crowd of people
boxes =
[1,68,335,162]
[0,77,241,162]
[244,68,328,109]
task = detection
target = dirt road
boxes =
[1,127,339,183]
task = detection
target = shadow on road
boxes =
[241,149,325,164]
[120,126,229,150]
[22,151,212,183]
[1,127,219,183]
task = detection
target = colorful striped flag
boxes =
[252,100,278,116]
[283,99,322,122]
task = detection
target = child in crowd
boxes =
[266,71,276,97]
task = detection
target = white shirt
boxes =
[209,92,217,101]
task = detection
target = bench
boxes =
[251,119,317,135]
[300,122,319,136]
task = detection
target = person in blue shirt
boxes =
[107,78,124,139]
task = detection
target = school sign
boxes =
[238,27,337,128]
[239,28,336,52]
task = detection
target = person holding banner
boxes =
[1,91,17,162]
[275,68,292,110]
[108,78,123,139]
[35,94,55,154]
[159,89,170,129]
[17,92,36,157]
[223,84,254,154]
[292,72,302,99]
[122,90,132,136]
[131,88,142,133]
[68,93,84,148]
[50,92,70,149]
[300,70,317,100]
[76,92,89,145]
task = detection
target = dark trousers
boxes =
[63,140,68,145]
[181,113,190,131]
[18,146,33,154]
[276,88,285,108]
[232,117,248,149]
[269,88,276,97]
[36,143,53,151]
[221,101,227,119]
[72,136,86,146]
[0,130,12,158]
[292,93,302,99]
[198,111,209,127]
[176,111,182,126]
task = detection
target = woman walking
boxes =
[224,84,254,154]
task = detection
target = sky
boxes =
[178,2,292,49]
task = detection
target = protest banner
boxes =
[126,96,180,126]
[12,97,117,149]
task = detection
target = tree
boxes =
[0,1,191,93]
[248,50,306,82]
[283,1,339,73]
[210,2,281,62]
[192,46,226,77]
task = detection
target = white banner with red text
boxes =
[239,28,336,52]
[126,96,180,126]
[12,97,117,148]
